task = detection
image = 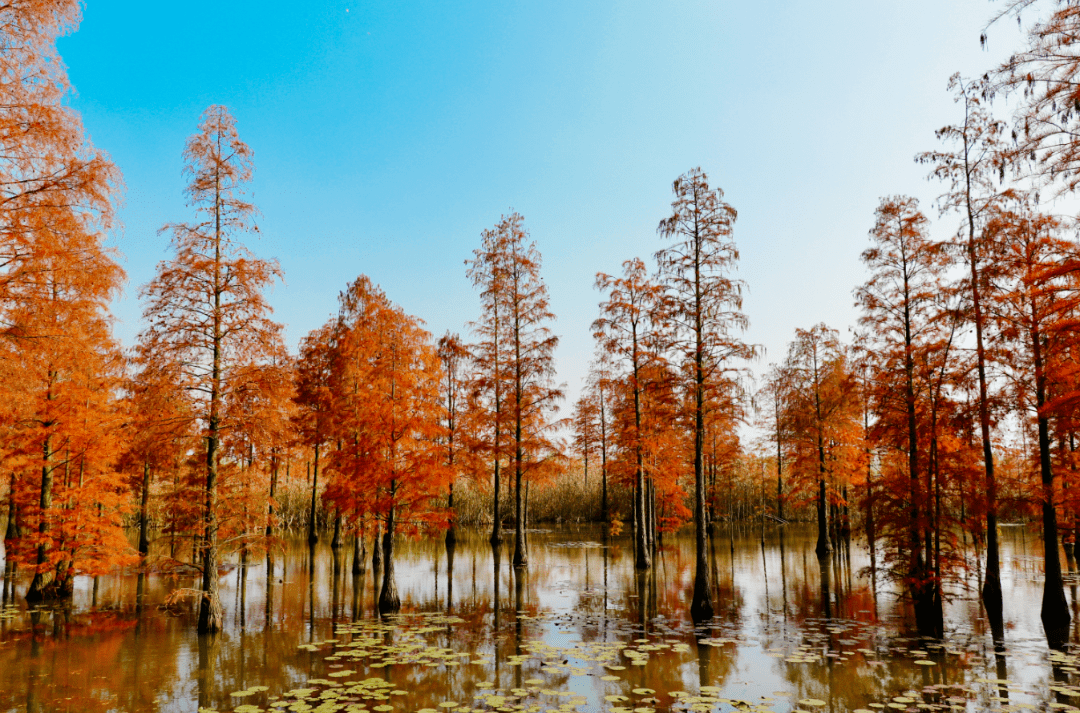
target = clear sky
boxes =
[61,0,1029,413]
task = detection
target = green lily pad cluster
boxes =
[203,608,1080,713]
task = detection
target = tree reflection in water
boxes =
[0,525,1075,712]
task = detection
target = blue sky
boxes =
[62,0,1028,411]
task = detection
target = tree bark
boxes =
[445,482,457,545]
[197,423,223,632]
[600,385,609,524]
[26,434,56,602]
[378,499,400,614]
[3,471,17,543]
[266,455,278,538]
[1032,302,1070,648]
[352,531,366,575]
[813,345,832,559]
[197,126,227,634]
[372,521,382,572]
[690,244,712,623]
[331,511,342,550]
[512,290,528,569]
[633,345,651,571]
[138,461,151,555]
[307,443,320,546]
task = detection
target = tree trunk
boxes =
[866,457,876,578]
[26,434,56,602]
[841,484,851,540]
[4,471,18,543]
[633,356,651,571]
[352,531,366,575]
[913,430,943,638]
[197,427,224,632]
[900,263,928,634]
[813,349,832,559]
[331,511,343,550]
[513,460,527,568]
[600,391,609,524]
[266,456,278,538]
[138,461,152,556]
[196,146,227,634]
[512,300,528,569]
[378,499,400,614]
[491,456,502,544]
[957,150,1003,640]
[690,323,713,622]
[776,392,784,522]
[308,443,320,546]
[446,482,457,545]
[372,521,382,572]
[815,470,831,559]
[1032,305,1070,648]
[1061,436,1074,558]
[648,478,657,556]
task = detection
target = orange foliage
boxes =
[0,0,130,599]
[136,105,284,632]
[322,276,450,534]
[466,213,562,565]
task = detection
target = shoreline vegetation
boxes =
[3,456,1049,554]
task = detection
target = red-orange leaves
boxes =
[137,105,284,633]
[466,213,562,566]
[322,276,450,537]
[314,275,450,612]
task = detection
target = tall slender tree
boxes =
[0,0,127,602]
[469,213,561,567]
[586,351,616,525]
[780,324,856,559]
[656,168,758,623]
[594,257,669,570]
[917,72,1010,637]
[293,321,335,546]
[757,364,792,522]
[138,106,284,633]
[437,332,469,544]
[987,200,1073,648]
[467,223,512,545]
[856,196,949,636]
[571,390,598,492]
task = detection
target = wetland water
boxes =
[0,524,1078,713]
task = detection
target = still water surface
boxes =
[0,524,1078,713]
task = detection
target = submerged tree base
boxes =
[690,596,714,624]
[378,576,400,614]
[197,593,224,634]
[814,536,833,560]
[1042,587,1071,650]
[982,574,1005,644]
[690,568,713,624]
[912,588,944,640]
[25,574,73,603]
